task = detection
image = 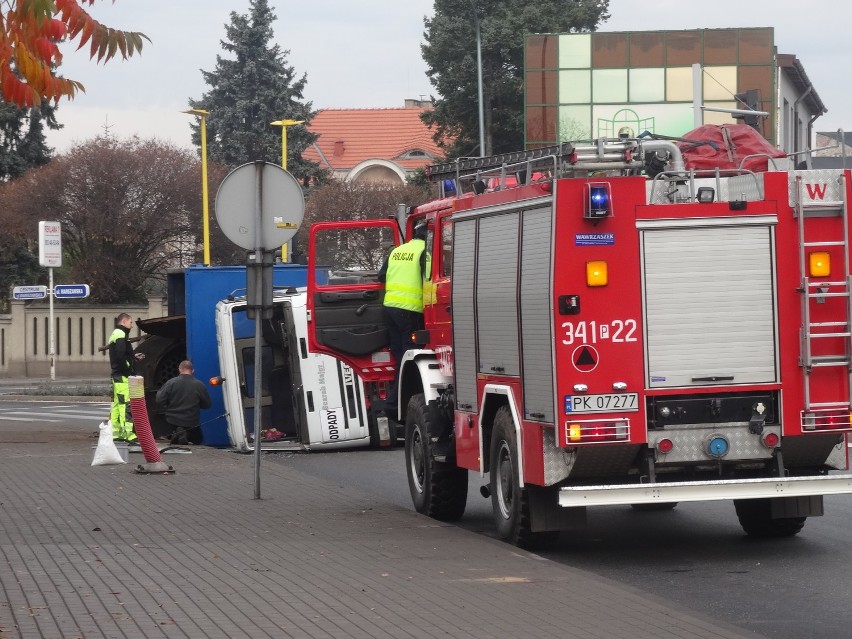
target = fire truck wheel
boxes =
[404,394,467,521]
[490,407,558,549]
[734,499,807,538]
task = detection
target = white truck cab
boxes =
[215,287,391,451]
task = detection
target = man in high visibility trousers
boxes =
[108,313,143,442]
[377,220,428,422]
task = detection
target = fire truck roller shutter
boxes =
[520,206,555,423]
[452,219,479,412]
[641,219,778,388]
[476,213,521,377]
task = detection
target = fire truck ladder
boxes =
[424,138,684,194]
[797,172,852,420]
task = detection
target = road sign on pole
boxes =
[12,285,47,300]
[53,284,90,299]
[38,221,62,267]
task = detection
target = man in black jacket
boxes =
[155,360,212,445]
[108,313,144,442]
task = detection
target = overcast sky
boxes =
[45,0,851,153]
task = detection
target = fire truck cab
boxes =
[307,135,852,547]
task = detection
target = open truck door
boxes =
[307,220,401,384]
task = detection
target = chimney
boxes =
[333,140,345,157]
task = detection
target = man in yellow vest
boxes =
[108,313,143,442]
[377,220,428,421]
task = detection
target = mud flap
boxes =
[770,495,823,519]
[376,415,391,445]
[528,485,587,532]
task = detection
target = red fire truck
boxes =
[306,135,852,547]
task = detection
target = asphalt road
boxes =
[4,400,851,638]
[271,446,852,639]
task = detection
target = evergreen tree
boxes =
[0,101,61,181]
[0,101,61,310]
[188,0,323,183]
[0,236,41,313]
[421,0,609,157]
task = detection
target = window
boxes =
[441,219,453,278]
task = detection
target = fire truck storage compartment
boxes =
[640,217,779,389]
[452,219,478,412]
[452,200,555,421]
[476,213,521,377]
[520,206,556,423]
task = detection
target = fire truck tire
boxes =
[734,499,807,538]
[404,394,467,521]
[490,407,558,549]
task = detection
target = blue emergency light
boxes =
[584,183,612,219]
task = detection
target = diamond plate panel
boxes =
[787,169,846,206]
[645,173,765,204]
[824,434,848,470]
[542,428,641,483]
[727,173,765,201]
[565,444,641,479]
[542,427,571,485]
[648,424,778,464]
[783,432,846,467]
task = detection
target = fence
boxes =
[0,298,166,378]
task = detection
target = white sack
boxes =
[91,421,127,466]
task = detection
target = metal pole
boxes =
[200,114,211,266]
[692,63,703,129]
[281,126,287,169]
[271,120,302,262]
[253,162,264,499]
[475,12,485,157]
[48,267,55,381]
[281,127,289,263]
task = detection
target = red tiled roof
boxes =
[303,108,444,171]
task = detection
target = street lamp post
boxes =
[270,119,304,170]
[270,119,304,262]
[182,108,211,266]
[470,2,485,157]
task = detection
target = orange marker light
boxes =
[809,252,830,277]
[586,260,608,287]
[569,423,582,442]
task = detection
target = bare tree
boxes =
[0,136,206,303]
[296,180,431,270]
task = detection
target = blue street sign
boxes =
[53,284,90,299]
[12,285,47,300]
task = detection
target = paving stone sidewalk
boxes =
[0,418,763,638]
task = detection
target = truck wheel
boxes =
[734,499,807,537]
[490,407,558,548]
[405,394,467,521]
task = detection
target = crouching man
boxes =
[155,360,212,445]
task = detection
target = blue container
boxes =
[182,264,308,446]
